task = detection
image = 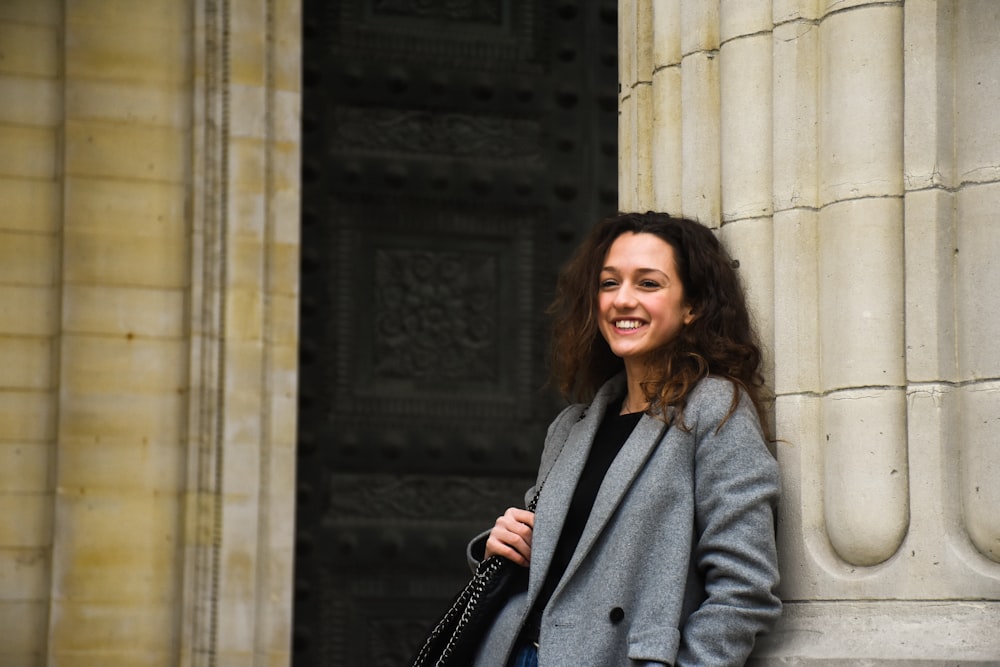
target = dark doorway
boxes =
[295,1,618,664]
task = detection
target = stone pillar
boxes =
[180,1,301,666]
[49,0,192,657]
[619,0,1000,662]
[0,3,62,665]
[0,1,300,665]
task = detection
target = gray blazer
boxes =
[467,374,781,666]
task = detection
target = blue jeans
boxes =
[506,640,539,667]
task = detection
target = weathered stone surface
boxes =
[720,33,772,223]
[0,1,300,666]
[753,601,1000,664]
[621,0,1000,662]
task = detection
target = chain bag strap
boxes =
[409,492,540,667]
[410,406,582,667]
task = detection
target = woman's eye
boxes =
[599,279,618,289]
[639,280,660,288]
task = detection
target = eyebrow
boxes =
[601,266,668,277]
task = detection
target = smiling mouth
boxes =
[614,319,644,330]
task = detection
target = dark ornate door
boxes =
[295,2,618,665]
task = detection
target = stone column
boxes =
[180,1,301,666]
[619,0,1000,662]
[0,0,300,665]
[49,1,197,664]
[0,3,62,665]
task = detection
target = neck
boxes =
[621,369,649,415]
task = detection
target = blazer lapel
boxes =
[549,412,670,602]
[525,376,624,604]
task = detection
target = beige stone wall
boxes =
[620,0,1000,662]
[0,2,62,664]
[53,2,193,664]
[0,1,300,665]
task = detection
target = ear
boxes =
[682,304,696,326]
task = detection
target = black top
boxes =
[523,398,643,639]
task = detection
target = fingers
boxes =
[484,507,535,567]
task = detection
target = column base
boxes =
[749,600,1000,665]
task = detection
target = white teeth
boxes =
[615,320,643,329]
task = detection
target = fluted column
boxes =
[0,1,303,665]
[619,0,1000,662]
[0,4,62,665]
[949,0,1000,568]
[49,2,195,664]
[817,0,908,569]
[718,0,774,386]
[181,2,301,666]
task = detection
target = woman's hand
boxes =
[484,507,535,567]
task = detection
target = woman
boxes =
[468,211,781,666]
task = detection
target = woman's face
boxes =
[597,232,694,368]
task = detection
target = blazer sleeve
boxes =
[676,380,782,666]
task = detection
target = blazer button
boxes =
[609,607,625,624]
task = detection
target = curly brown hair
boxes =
[547,211,770,436]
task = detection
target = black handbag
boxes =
[409,495,537,667]
[410,407,579,666]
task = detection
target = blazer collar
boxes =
[527,373,670,604]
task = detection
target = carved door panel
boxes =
[296,1,618,665]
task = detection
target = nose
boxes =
[613,282,638,309]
